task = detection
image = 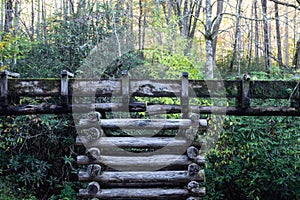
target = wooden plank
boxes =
[130,79,181,97]
[189,80,240,98]
[148,105,300,116]
[70,79,121,97]
[76,137,188,148]
[8,79,61,96]
[3,79,300,99]
[249,81,298,99]
[78,118,208,130]
[78,188,205,198]
[77,155,205,169]
[78,170,204,185]
[2,104,300,116]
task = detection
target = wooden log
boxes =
[4,79,300,99]
[77,137,188,149]
[181,72,189,118]
[77,154,206,169]
[87,164,102,177]
[86,148,101,161]
[3,104,300,116]
[148,105,300,116]
[78,170,204,185]
[87,181,100,194]
[188,163,201,176]
[186,197,199,200]
[80,128,103,142]
[78,118,207,130]
[185,128,198,141]
[79,188,206,198]
[131,79,181,97]
[72,102,146,113]
[71,79,121,96]
[188,181,204,194]
[186,146,199,160]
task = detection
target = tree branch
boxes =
[267,0,300,10]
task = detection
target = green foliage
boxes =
[0,112,77,199]
[0,32,34,70]
[204,116,300,200]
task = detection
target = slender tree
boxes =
[4,0,13,33]
[205,0,213,78]
[212,0,224,62]
[261,0,270,74]
[274,1,284,70]
[229,0,243,74]
[254,0,259,68]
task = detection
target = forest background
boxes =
[0,0,299,199]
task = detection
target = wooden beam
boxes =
[78,170,204,185]
[78,188,206,198]
[78,118,208,130]
[76,137,189,149]
[77,154,206,169]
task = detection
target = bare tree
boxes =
[205,0,213,78]
[212,0,224,61]
[261,0,270,74]
[229,0,243,75]
[4,0,13,33]
[284,1,289,67]
[254,0,259,68]
[274,1,284,70]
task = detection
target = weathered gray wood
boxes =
[71,79,121,96]
[77,137,188,148]
[181,72,189,118]
[122,71,130,105]
[149,105,300,116]
[3,79,300,99]
[81,128,103,142]
[79,188,206,198]
[87,181,100,194]
[61,70,74,105]
[86,148,101,160]
[87,164,102,177]
[78,118,207,130]
[187,146,199,160]
[130,79,181,97]
[0,70,20,78]
[0,72,8,105]
[188,163,201,176]
[77,154,206,169]
[78,170,204,185]
[188,181,202,194]
[3,104,300,116]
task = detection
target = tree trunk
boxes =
[31,0,34,38]
[261,0,271,75]
[254,0,259,68]
[247,2,255,70]
[212,0,224,62]
[284,1,289,67]
[293,39,300,69]
[229,0,243,75]
[4,0,13,33]
[205,0,213,79]
[274,2,284,70]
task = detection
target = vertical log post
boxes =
[236,74,250,108]
[61,70,74,106]
[290,83,300,108]
[121,70,130,109]
[181,72,189,118]
[0,70,20,107]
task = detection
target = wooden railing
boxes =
[1,70,300,116]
